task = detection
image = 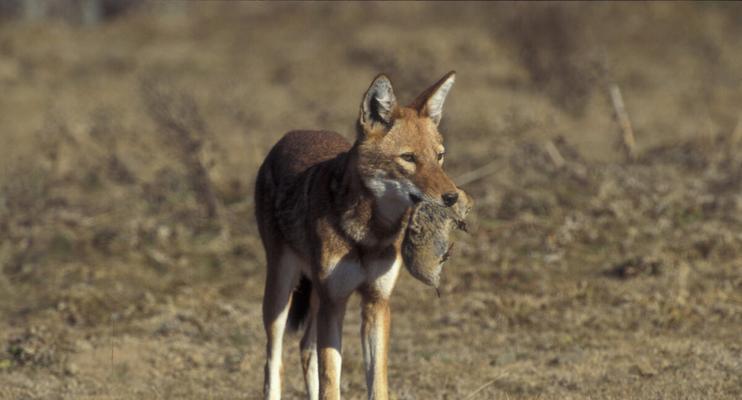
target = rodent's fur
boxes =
[402,188,472,288]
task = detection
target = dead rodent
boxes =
[402,189,472,288]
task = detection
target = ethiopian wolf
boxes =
[255,71,460,400]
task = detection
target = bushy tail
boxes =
[287,275,312,332]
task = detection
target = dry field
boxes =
[1,2,741,399]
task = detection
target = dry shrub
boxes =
[0,159,51,275]
[498,4,606,116]
[2,110,137,286]
[1,0,143,24]
[140,77,222,222]
[0,160,51,222]
[29,109,136,191]
[87,107,136,185]
[497,189,555,221]
[605,256,663,279]
[5,326,65,369]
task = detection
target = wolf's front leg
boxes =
[361,294,391,400]
[317,297,347,400]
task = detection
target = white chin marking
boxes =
[365,174,419,223]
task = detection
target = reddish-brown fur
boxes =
[256,72,459,400]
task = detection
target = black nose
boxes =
[442,192,459,207]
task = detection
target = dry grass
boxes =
[1,2,741,399]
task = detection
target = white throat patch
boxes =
[364,173,420,224]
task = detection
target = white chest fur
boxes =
[365,254,402,298]
[323,254,402,300]
[325,257,366,301]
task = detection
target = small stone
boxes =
[189,353,205,367]
[75,339,93,351]
[630,361,657,377]
[224,353,242,372]
[493,351,517,366]
[64,362,79,376]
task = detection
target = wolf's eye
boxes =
[400,153,416,163]
[437,152,445,161]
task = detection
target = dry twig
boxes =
[463,379,496,400]
[730,113,742,149]
[609,84,637,161]
[544,139,566,169]
[455,161,499,187]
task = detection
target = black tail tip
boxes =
[287,275,312,332]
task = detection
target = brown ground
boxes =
[1,2,741,399]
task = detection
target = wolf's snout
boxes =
[442,191,458,207]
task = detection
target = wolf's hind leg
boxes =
[262,249,300,400]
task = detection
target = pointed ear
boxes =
[410,71,456,126]
[359,74,398,132]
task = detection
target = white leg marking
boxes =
[267,307,288,400]
[362,299,390,400]
[264,250,303,400]
[306,338,319,400]
[317,300,347,400]
[329,346,342,394]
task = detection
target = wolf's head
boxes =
[355,72,459,223]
